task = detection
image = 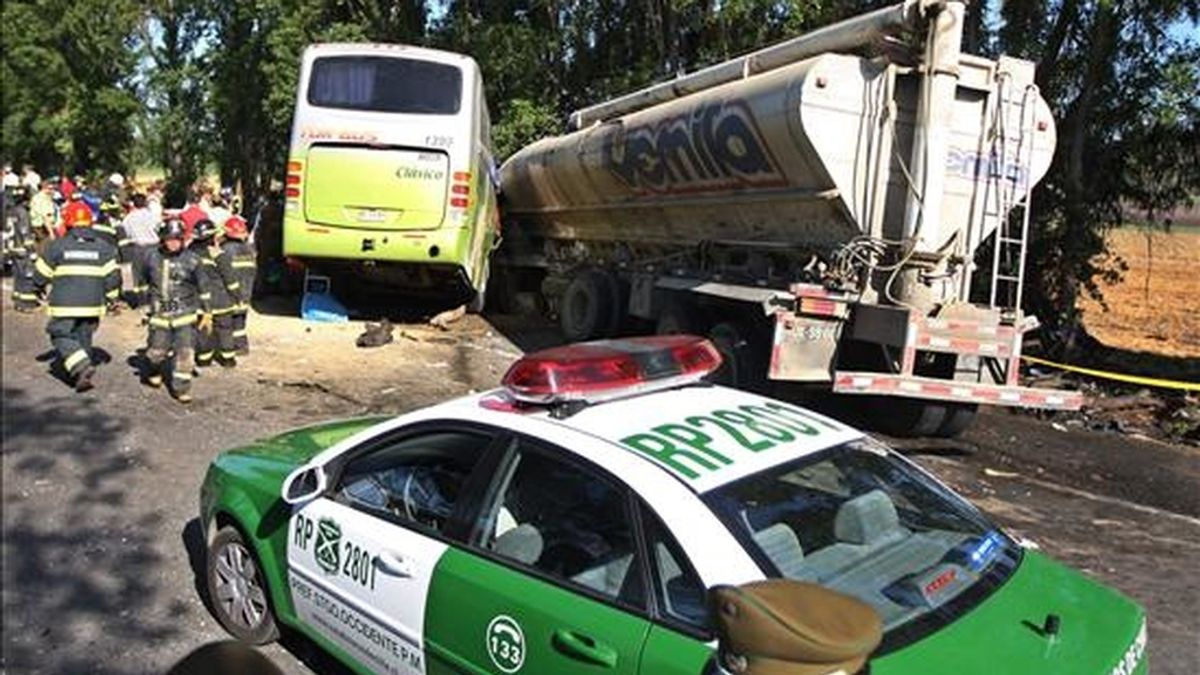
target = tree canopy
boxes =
[1,0,1196,340]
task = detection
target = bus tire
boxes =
[560,269,619,341]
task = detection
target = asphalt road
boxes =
[2,302,1197,674]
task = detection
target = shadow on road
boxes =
[1,385,188,675]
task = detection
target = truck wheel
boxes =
[871,398,948,437]
[934,403,978,438]
[207,526,279,645]
[708,322,765,390]
[560,269,619,341]
[655,299,705,336]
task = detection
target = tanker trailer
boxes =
[496,0,1083,436]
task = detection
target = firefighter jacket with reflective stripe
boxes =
[220,239,255,306]
[194,242,238,314]
[145,247,208,325]
[33,227,120,317]
[6,203,34,252]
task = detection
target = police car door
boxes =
[287,427,496,675]
[422,435,654,674]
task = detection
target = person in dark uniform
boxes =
[143,218,209,402]
[221,214,256,355]
[191,219,240,368]
[32,205,120,391]
[6,186,41,311]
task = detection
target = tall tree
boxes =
[1,0,141,175]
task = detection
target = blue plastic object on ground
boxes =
[300,274,348,322]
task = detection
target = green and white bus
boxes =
[283,43,500,309]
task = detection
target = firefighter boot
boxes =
[75,365,97,393]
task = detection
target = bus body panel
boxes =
[282,43,498,294]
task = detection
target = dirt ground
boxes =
[1079,227,1200,359]
[3,287,1198,674]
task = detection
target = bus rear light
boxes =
[286,187,301,198]
[501,335,723,406]
[451,184,470,195]
[453,171,471,182]
[287,161,303,172]
[450,197,469,209]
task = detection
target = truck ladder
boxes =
[987,77,1040,316]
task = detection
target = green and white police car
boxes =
[199,336,1148,675]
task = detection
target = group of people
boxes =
[2,165,258,403]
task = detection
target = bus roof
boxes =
[303,43,477,68]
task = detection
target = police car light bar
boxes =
[501,336,723,405]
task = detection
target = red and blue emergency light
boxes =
[500,335,723,405]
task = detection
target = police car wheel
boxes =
[207,526,280,644]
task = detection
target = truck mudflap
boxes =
[831,372,1084,410]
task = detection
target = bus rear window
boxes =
[307,56,462,115]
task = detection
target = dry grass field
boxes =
[1078,227,1200,359]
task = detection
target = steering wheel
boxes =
[402,470,443,529]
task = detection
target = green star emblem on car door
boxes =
[315,517,341,575]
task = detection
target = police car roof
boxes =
[440,384,864,494]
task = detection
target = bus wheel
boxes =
[560,269,619,341]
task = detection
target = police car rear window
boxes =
[308,56,463,115]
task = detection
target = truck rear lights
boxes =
[502,335,722,405]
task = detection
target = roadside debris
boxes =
[428,305,466,330]
[355,319,395,348]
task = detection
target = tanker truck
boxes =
[494,0,1083,437]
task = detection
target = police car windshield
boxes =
[704,438,1020,652]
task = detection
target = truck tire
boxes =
[934,403,978,438]
[560,269,619,341]
[871,398,948,437]
[708,322,766,391]
[655,298,705,336]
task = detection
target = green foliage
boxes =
[1,0,140,173]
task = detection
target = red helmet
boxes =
[62,201,93,228]
[223,215,249,240]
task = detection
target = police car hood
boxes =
[215,416,389,481]
[874,551,1146,675]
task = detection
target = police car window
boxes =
[640,506,709,632]
[474,443,645,609]
[336,430,489,533]
[704,438,1021,650]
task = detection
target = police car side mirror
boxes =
[281,465,327,505]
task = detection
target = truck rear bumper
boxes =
[832,371,1083,410]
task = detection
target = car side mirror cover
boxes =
[708,580,882,675]
[281,465,327,505]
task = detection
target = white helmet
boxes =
[108,173,125,187]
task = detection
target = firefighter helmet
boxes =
[192,218,218,242]
[223,215,249,240]
[158,219,187,242]
[62,201,94,228]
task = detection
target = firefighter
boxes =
[222,215,256,355]
[32,204,120,392]
[143,218,209,402]
[191,219,239,368]
[57,193,93,239]
[6,186,41,311]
